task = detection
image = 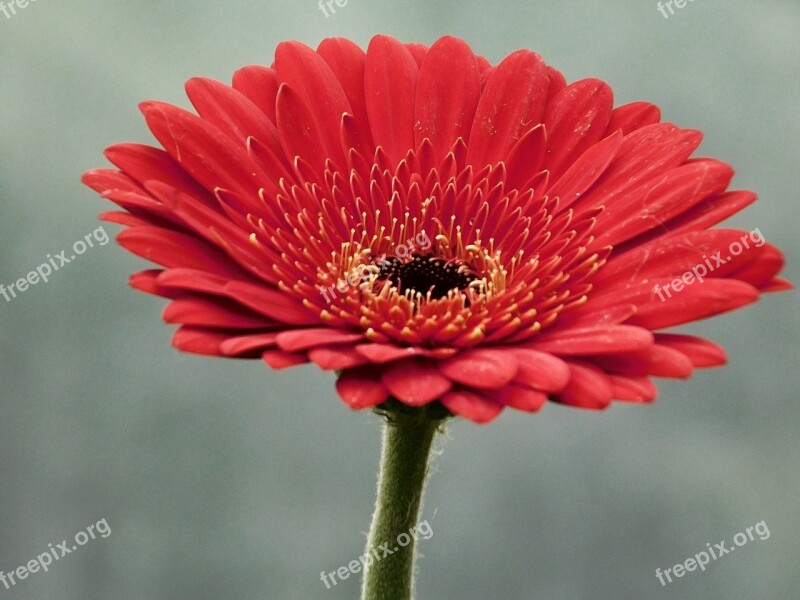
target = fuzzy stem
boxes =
[361,408,442,600]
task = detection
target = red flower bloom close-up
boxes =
[83,34,790,423]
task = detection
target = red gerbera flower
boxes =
[83,34,790,423]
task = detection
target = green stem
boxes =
[361,406,443,600]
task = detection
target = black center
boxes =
[377,255,477,300]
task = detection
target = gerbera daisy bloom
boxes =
[82,34,789,425]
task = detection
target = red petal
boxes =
[414,36,481,161]
[573,124,702,216]
[439,348,519,389]
[466,49,548,168]
[530,325,653,355]
[554,362,613,410]
[503,125,547,190]
[541,78,613,180]
[100,211,151,227]
[595,160,734,246]
[558,304,637,329]
[595,229,755,287]
[163,296,276,329]
[317,38,371,140]
[275,328,364,352]
[82,168,143,194]
[146,183,279,285]
[90,188,174,224]
[381,359,452,406]
[762,278,793,292]
[441,390,504,423]
[725,245,787,290]
[336,368,388,409]
[546,131,623,211]
[275,41,351,168]
[103,143,210,200]
[308,346,370,370]
[659,190,757,236]
[275,84,330,175]
[513,349,571,391]
[364,35,419,165]
[404,42,428,67]
[545,66,567,101]
[129,269,176,297]
[262,349,308,369]
[609,375,657,403]
[139,101,268,201]
[592,344,694,379]
[629,279,759,330]
[220,332,280,356]
[156,268,230,295]
[494,385,548,412]
[172,326,228,356]
[605,101,661,135]
[117,226,247,278]
[231,65,278,123]
[653,334,727,367]
[223,281,319,325]
[355,343,423,363]
[185,77,279,147]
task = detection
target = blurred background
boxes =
[1,0,798,598]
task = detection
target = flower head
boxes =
[83,34,790,423]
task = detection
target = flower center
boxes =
[377,254,478,300]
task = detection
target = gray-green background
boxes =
[1,0,798,598]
